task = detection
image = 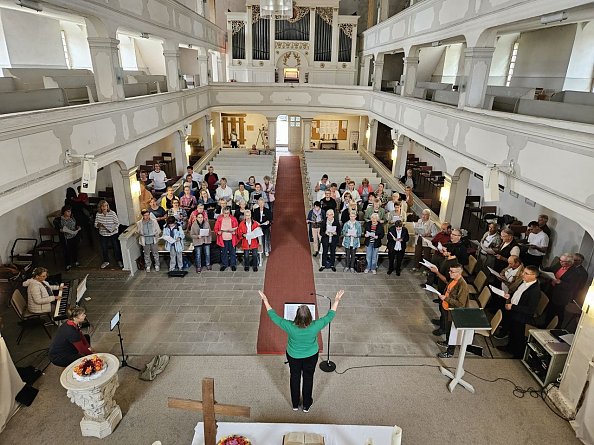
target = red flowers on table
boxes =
[73,355,104,377]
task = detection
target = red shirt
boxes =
[432,232,451,247]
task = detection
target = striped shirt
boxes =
[95,211,119,236]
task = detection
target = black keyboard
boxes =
[53,279,79,321]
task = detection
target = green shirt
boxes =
[267,309,336,358]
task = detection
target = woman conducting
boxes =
[48,306,92,367]
[259,289,345,412]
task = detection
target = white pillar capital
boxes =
[458,46,495,109]
[87,37,125,101]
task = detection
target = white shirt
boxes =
[511,280,536,305]
[149,170,167,190]
[215,186,233,203]
[504,266,521,283]
[191,172,203,184]
[527,231,549,257]
[343,189,360,202]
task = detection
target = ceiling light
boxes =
[260,0,293,20]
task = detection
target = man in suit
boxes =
[573,253,590,304]
[387,220,409,276]
[497,265,541,358]
[542,253,585,326]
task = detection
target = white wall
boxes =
[0,186,67,262]
[180,47,200,75]
[564,21,594,91]
[417,46,446,83]
[511,24,577,91]
[467,174,585,260]
[311,114,362,150]
[118,34,139,71]
[134,133,177,167]
[489,33,519,86]
[406,141,587,260]
[0,11,10,69]
[0,8,67,69]
[60,21,92,70]
[439,43,465,84]
[135,39,166,75]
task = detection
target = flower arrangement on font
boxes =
[217,435,251,445]
[73,355,104,377]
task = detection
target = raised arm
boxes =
[259,290,272,311]
[331,289,344,311]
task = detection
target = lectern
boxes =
[440,308,491,394]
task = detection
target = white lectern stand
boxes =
[439,308,491,394]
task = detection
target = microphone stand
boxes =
[311,292,335,372]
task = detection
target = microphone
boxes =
[309,293,336,373]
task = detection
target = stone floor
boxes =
[1,250,510,368]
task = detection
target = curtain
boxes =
[232,23,246,60]
[314,12,332,62]
[276,12,310,41]
[338,27,352,63]
[252,18,270,60]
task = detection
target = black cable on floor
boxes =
[333,363,571,421]
[14,348,49,365]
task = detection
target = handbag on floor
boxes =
[356,257,367,273]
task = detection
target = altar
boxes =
[191,422,399,445]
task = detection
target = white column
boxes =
[302,118,313,151]
[367,119,378,154]
[212,112,222,148]
[458,47,495,109]
[110,165,140,226]
[246,7,253,65]
[372,53,385,91]
[439,170,470,229]
[163,41,182,92]
[550,303,594,418]
[309,8,316,61]
[330,8,339,65]
[269,13,275,65]
[202,115,213,152]
[87,37,125,101]
[360,55,372,86]
[216,51,225,82]
[266,117,277,151]
[358,116,368,151]
[392,137,404,177]
[173,130,188,175]
[198,54,209,86]
[401,55,419,97]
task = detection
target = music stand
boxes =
[439,308,491,393]
[110,312,141,372]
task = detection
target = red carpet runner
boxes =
[257,156,320,354]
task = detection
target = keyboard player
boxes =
[23,267,66,319]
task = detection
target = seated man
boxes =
[496,266,541,358]
[215,178,233,207]
[314,174,330,193]
[249,144,259,155]
[496,255,524,295]
[338,175,351,195]
[320,189,337,215]
[492,228,521,272]
[342,181,361,205]
[48,306,93,367]
[363,198,386,223]
[187,165,203,185]
[477,223,502,270]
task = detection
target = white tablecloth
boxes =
[0,335,25,433]
[192,422,397,445]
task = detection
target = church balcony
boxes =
[1,83,592,237]
[361,0,593,54]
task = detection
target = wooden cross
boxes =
[168,377,251,445]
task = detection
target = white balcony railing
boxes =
[1,83,593,235]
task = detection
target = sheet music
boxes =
[326,226,337,234]
[365,231,377,238]
[161,235,175,243]
[284,303,316,321]
[487,266,502,278]
[392,215,401,222]
[346,229,356,237]
[437,241,444,252]
[489,285,505,297]
[76,274,88,303]
[199,228,210,237]
[423,284,441,296]
[420,259,437,270]
[539,268,557,280]
[421,237,437,250]
[245,227,264,241]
